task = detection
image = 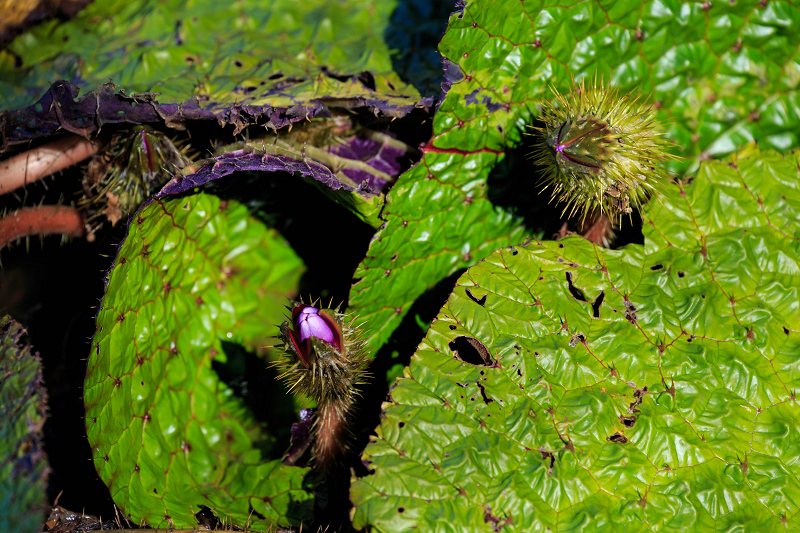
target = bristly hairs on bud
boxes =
[80,125,192,234]
[528,75,679,226]
[275,299,370,470]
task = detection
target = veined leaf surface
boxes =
[352,145,800,532]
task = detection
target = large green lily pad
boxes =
[351,145,800,531]
[84,193,312,530]
[0,0,437,150]
[0,0,423,111]
[347,0,800,356]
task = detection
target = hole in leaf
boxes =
[448,336,494,366]
[566,272,587,302]
[591,291,604,318]
[247,505,266,521]
[483,508,502,528]
[650,264,663,271]
[465,288,487,306]
[476,382,494,404]
[358,71,377,91]
[624,298,637,324]
[195,506,223,529]
[629,386,648,413]
[540,449,556,473]
[620,415,637,427]
[568,334,586,347]
[606,432,628,444]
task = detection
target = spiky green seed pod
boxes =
[529,78,678,223]
[276,301,370,470]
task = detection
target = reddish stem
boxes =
[313,398,351,471]
[580,213,613,247]
[0,205,85,249]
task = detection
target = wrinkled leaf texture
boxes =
[0,0,422,112]
[84,193,311,529]
[353,144,800,532]
[347,0,800,356]
[0,316,49,533]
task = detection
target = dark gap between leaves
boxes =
[0,160,126,518]
[212,341,298,461]
[202,170,375,305]
[350,268,465,519]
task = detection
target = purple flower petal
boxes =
[296,306,335,344]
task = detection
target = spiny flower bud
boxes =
[83,126,190,227]
[284,305,341,367]
[529,77,678,224]
[277,301,370,470]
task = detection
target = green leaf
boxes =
[347,0,800,355]
[0,0,423,111]
[0,316,48,533]
[84,193,313,530]
[351,145,800,531]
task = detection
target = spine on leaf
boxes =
[276,302,370,470]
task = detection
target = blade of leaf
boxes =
[0,316,49,533]
[352,145,800,532]
[1,0,433,145]
[347,0,800,357]
[84,192,312,529]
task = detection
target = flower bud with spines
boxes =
[83,126,190,228]
[529,77,678,225]
[277,301,370,470]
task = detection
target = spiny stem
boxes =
[579,212,614,247]
[0,205,85,249]
[0,136,103,195]
[313,397,353,470]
